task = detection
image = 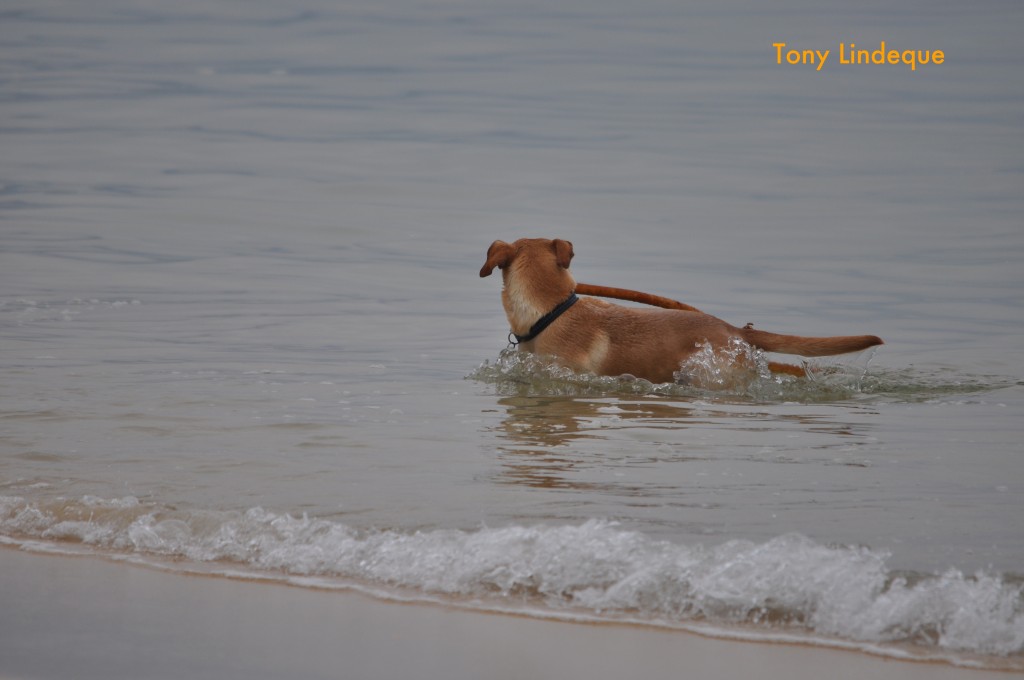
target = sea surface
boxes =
[2,0,1023,671]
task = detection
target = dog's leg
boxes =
[767,361,807,377]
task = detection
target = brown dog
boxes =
[480,238,883,384]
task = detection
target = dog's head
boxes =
[479,238,574,278]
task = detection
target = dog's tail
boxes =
[575,282,703,313]
[740,327,883,357]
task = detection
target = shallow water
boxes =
[2,0,1023,668]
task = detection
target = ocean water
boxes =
[2,0,1023,671]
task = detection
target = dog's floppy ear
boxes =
[480,240,514,277]
[552,239,574,269]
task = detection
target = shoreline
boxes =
[2,545,1016,680]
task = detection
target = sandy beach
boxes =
[1,547,1011,680]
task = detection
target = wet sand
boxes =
[0,547,1008,680]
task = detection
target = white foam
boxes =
[1,495,1021,661]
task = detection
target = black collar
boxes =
[509,293,579,345]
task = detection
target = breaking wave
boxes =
[2,495,1021,668]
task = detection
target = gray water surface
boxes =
[2,0,1022,630]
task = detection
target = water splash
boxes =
[470,341,885,403]
[470,341,1007,404]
